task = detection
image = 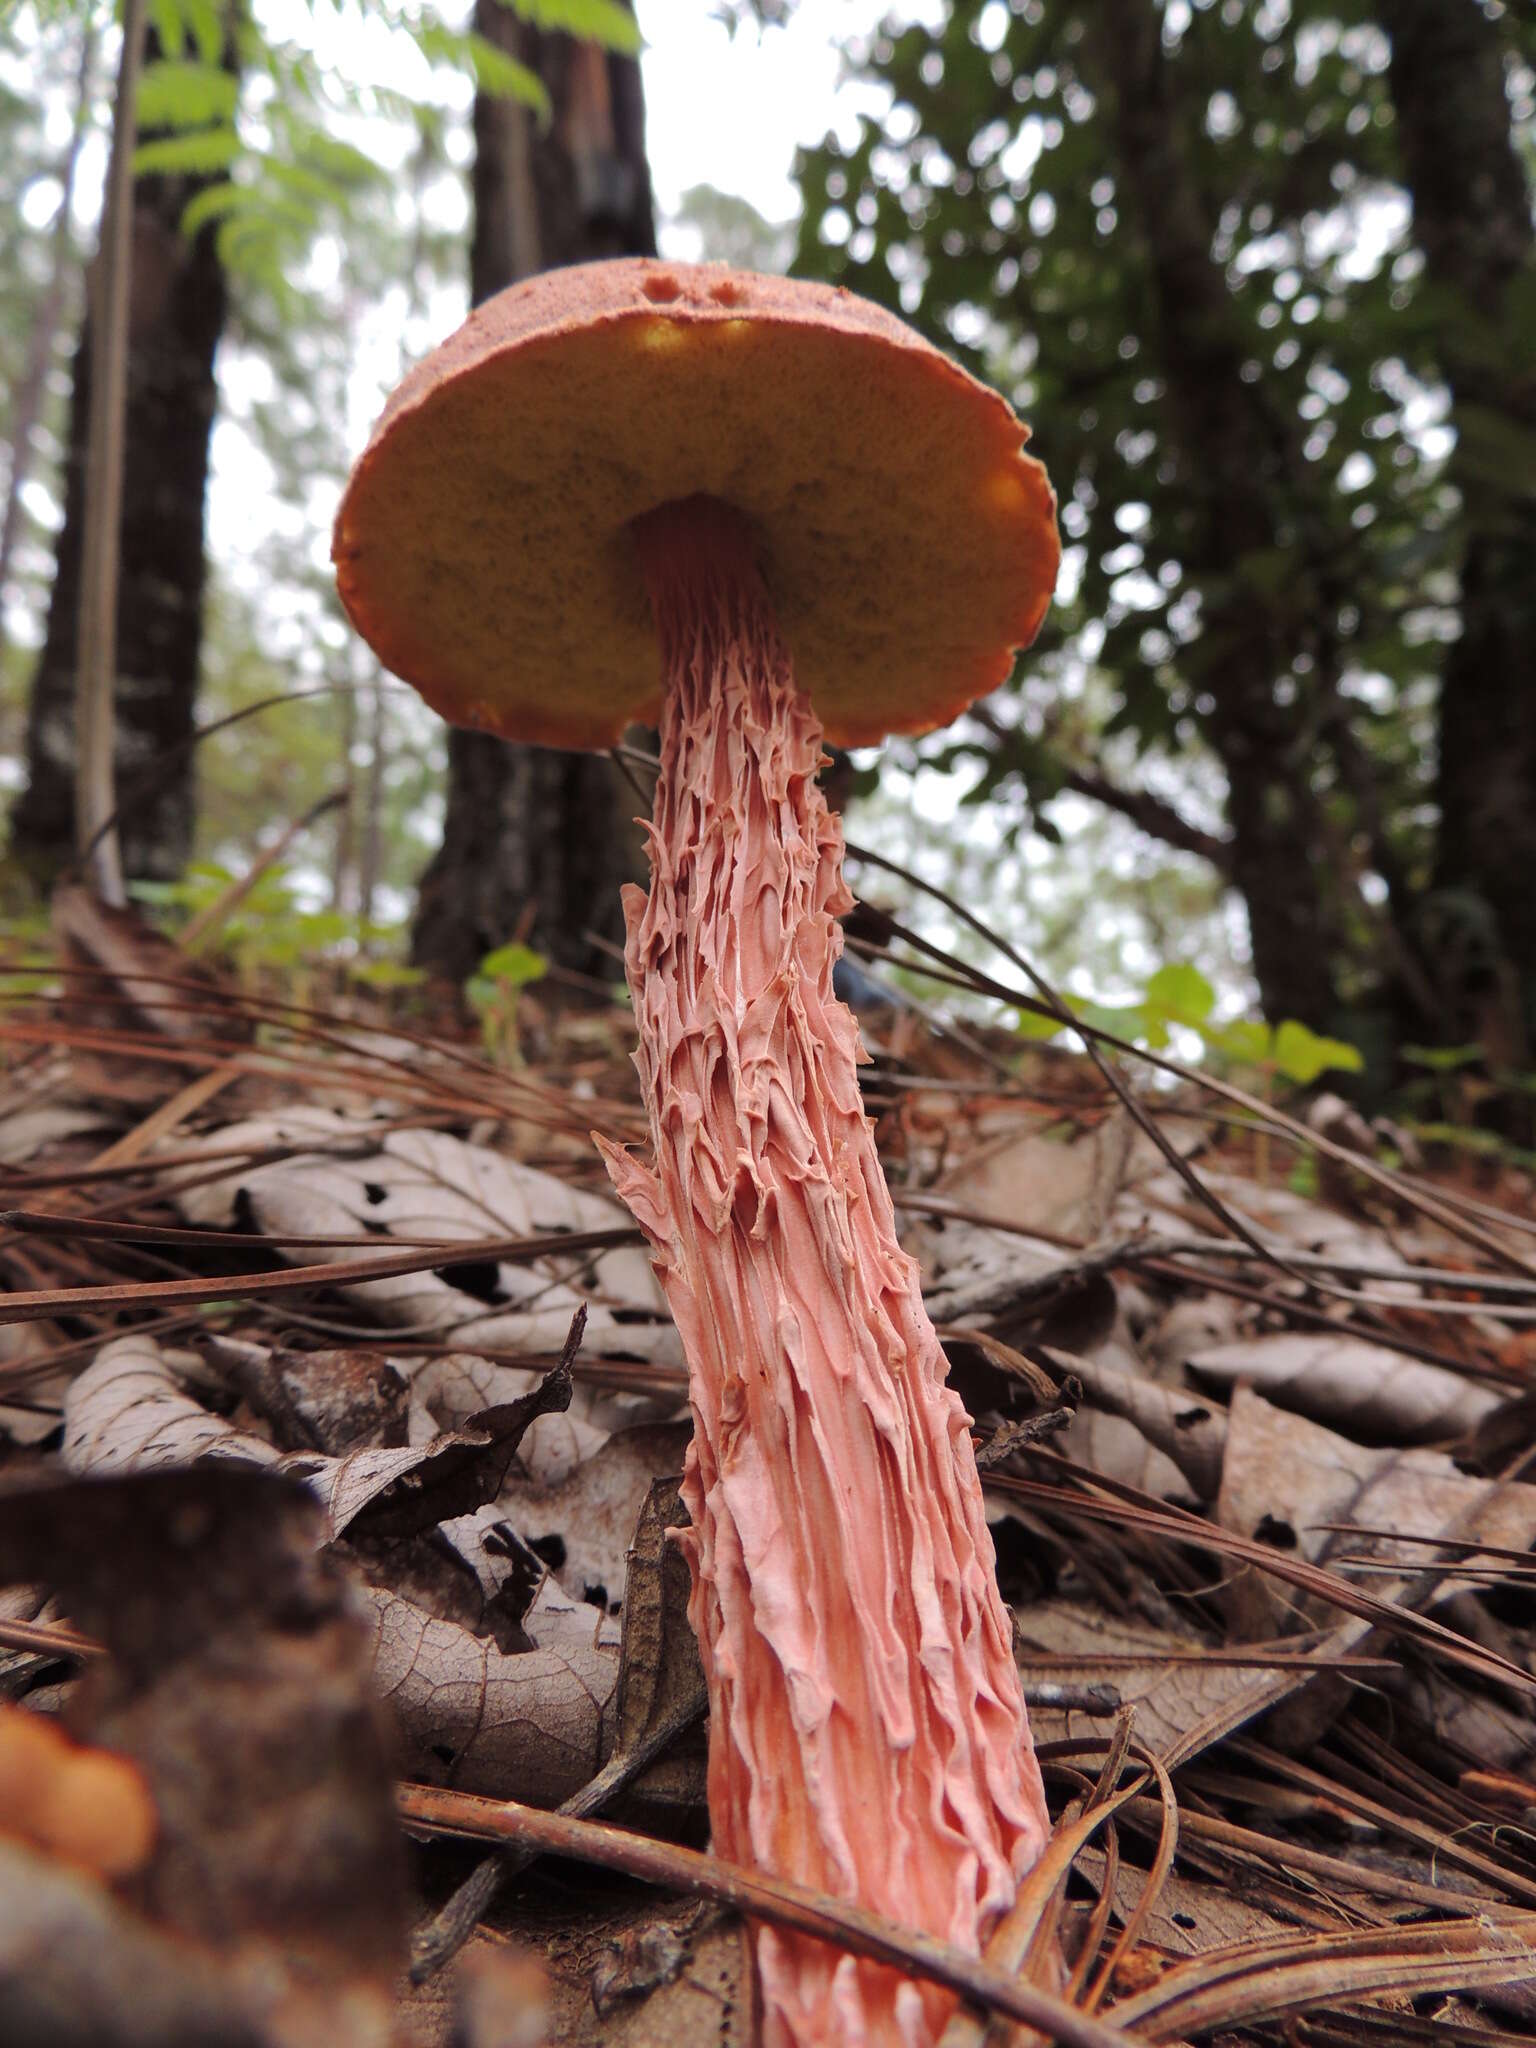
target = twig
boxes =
[394,1783,1134,2048]
[408,1685,708,1983]
[0,1223,643,1325]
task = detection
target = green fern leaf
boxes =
[132,125,242,176]
[136,58,240,131]
[149,0,186,61]
[413,24,550,117]
[178,179,266,237]
[493,0,643,56]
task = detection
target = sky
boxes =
[636,0,914,225]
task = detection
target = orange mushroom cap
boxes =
[333,258,1060,751]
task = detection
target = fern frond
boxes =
[492,0,643,56]
[412,24,550,118]
[132,124,242,176]
[136,57,239,130]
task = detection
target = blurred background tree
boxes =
[409,0,653,987]
[787,0,1535,1082]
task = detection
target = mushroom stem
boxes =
[599,497,1050,2048]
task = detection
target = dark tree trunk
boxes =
[9,30,230,887]
[1083,0,1344,1031]
[1381,0,1536,1063]
[411,0,655,986]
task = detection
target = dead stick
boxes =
[394,1783,1134,2048]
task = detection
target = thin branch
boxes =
[395,1783,1132,2048]
[1056,764,1233,873]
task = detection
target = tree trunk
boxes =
[9,26,230,888]
[0,17,97,654]
[1381,0,1536,1063]
[1082,0,1344,1031]
[411,0,655,986]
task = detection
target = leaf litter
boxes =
[3,910,1536,2044]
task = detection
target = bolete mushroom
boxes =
[334,259,1059,2048]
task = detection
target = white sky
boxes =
[636,0,913,224]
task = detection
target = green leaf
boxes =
[149,0,185,60]
[1211,1018,1274,1066]
[478,941,548,987]
[179,0,227,65]
[179,179,265,237]
[1400,1042,1484,1073]
[1272,1020,1364,1085]
[132,126,241,177]
[1142,961,1216,1027]
[412,25,550,118]
[136,58,239,130]
[1013,1006,1068,1041]
[493,0,644,56]
[350,959,428,989]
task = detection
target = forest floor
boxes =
[3,884,1536,2047]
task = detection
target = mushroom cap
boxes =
[333,258,1059,751]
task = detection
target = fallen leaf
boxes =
[63,1332,583,1541]
[173,1109,677,1367]
[1188,1331,1503,1443]
[1041,1344,1225,1500]
[612,1473,708,1819]
[1215,1385,1536,1643]
[1011,1598,1302,1765]
[363,1578,619,1802]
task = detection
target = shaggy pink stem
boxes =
[598,499,1049,2048]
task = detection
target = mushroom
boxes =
[334,259,1059,2048]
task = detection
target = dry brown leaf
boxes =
[173,1108,673,1348]
[408,1349,621,1486]
[0,1098,113,1164]
[1188,1331,1503,1443]
[64,1333,283,1475]
[913,1214,1119,1357]
[63,1333,582,1541]
[933,1110,1201,1244]
[1071,1846,1296,1959]
[1056,1404,1196,1506]
[1042,1344,1225,1500]
[204,1336,411,1455]
[170,1110,685,1479]
[363,1578,618,1802]
[1215,1385,1536,1645]
[473,1899,752,2048]
[1142,1292,1246,1378]
[496,1422,693,1614]
[1012,1599,1300,1764]
[611,1473,708,1819]
[0,1318,77,1446]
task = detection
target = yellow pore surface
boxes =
[334,259,1060,752]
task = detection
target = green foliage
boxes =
[788,0,1533,1034]
[478,941,549,989]
[1015,958,1362,1088]
[468,940,548,1063]
[494,0,642,57]
[130,860,407,975]
[114,0,645,304]
[413,24,549,116]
